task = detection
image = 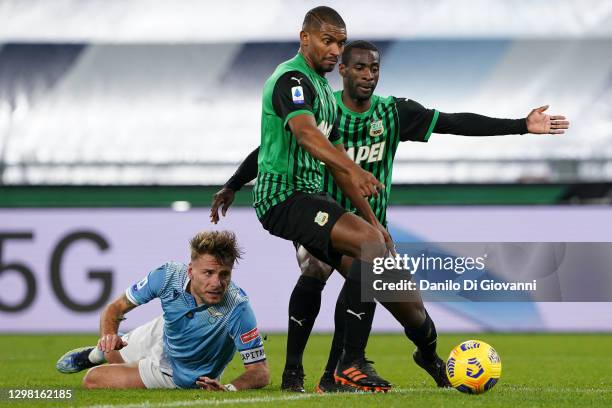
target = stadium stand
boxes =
[1,40,612,184]
[1,0,611,185]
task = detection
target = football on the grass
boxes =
[446,340,502,394]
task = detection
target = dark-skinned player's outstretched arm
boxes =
[210,103,569,224]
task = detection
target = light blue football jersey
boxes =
[125,262,265,389]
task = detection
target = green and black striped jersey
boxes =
[322,91,439,226]
[253,53,340,219]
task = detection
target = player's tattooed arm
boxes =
[231,360,270,390]
[196,360,269,391]
[97,293,137,352]
[210,146,259,224]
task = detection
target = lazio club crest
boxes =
[369,120,384,137]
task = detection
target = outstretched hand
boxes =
[526,105,570,135]
[196,376,225,391]
[210,187,236,224]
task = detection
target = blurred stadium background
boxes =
[1,0,612,335]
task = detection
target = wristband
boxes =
[223,383,238,392]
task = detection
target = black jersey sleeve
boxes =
[395,97,439,142]
[224,146,259,191]
[433,112,528,135]
[272,71,317,128]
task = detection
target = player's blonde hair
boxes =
[189,230,243,266]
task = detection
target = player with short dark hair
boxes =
[56,231,269,391]
[302,5,346,32]
[211,39,569,393]
[249,6,396,392]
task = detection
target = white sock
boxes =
[88,347,106,364]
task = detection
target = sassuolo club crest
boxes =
[369,119,384,137]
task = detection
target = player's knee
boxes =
[364,225,385,246]
[359,226,386,262]
[82,366,103,389]
[301,265,333,281]
[298,249,333,281]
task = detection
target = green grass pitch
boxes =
[1,333,611,407]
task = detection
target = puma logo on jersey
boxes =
[347,309,366,320]
[346,141,386,165]
[290,76,303,85]
[290,316,305,326]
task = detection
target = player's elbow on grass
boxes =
[258,364,271,388]
[242,361,270,390]
[251,363,271,389]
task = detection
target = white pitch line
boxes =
[78,386,612,408]
[83,393,322,408]
[81,388,418,408]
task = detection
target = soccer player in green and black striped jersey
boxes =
[226,7,399,393]
[322,90,431,227]
[211,40,570,393]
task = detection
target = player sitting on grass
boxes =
[55,230,269,391]
[210,40,569,393]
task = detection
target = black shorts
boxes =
[259,192,347,269]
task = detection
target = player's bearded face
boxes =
[343,50,380,101]
[305,24,346,73]
[188,254,232,305]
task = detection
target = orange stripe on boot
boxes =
[352,374,367,382]
[342,367,357,375]
[348,370,363,379]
